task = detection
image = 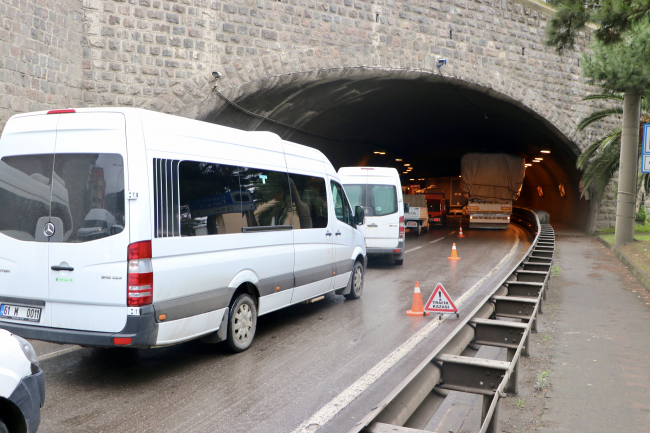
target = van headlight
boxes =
[12,334,39,365]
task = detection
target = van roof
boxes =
[6,108,332,170]
[338,167,399,177]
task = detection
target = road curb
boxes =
[596,235,650,292]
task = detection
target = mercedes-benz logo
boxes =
[44,222,55,237]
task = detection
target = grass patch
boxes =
[598,222,650,235]
[551,264,562,277]
[516,398,525,409]
[618,238,650,277]
[600,233,615,245]
[534,369,550,392]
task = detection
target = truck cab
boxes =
[421,189,447,228]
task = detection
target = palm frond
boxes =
[577,107,624,131]
[582,93,624,102]
[581,140,621,201]
[576,127,622,170]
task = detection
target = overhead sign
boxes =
[424,283,458,313]
[642,124,650,174]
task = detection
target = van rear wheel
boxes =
[0,419,8,433]
[344,261,364,300]
[227,293,257,353]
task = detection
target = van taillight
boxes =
[127,241,153,307]
[399,216,405,239]
[47,109,76,114]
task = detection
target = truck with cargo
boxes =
[403,194,429,236]
[460,153,526,229]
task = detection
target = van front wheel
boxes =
[344,261,364,300]
[227,293,257,353]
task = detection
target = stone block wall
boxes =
[0,0,86,131]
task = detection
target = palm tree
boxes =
[576,93,650,202]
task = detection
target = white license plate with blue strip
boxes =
[0,304,41,322]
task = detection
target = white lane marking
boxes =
[405,246,422,253]
[38,346,82,361]
[291,234,521,433]
[430,237,445,244]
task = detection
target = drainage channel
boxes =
[348,208,552,433]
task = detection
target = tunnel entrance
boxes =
[205,70,592,232]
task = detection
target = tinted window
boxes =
[52,153,126,243]
[288,174,328,229]
[239,167,292,228]
[0,155,54,241]
[0,154,125,243]
[178,161,243,236]
[331,181,353,226]
[342,184,397,217]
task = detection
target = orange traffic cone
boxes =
[458,225,465,238]
[448,243,461,260]
[406,281,429,316]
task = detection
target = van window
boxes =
[0,153,125,243]
[331,181,354,226]
[52,153,126,243]
[0,154,54,241]
[239,167,293,228]
[178,161,243,236]
[342,184,397,217]
[288,174,328,229]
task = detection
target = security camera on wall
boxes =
[436,58,448,68]
[212,71,222,79]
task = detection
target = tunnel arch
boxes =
[187,67,594,231]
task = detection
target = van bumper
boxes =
[0,305,158,348]
[367,240,404,256]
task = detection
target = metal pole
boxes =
[481,395,499,433]
[615,91,642,247]
[504,348,519,395]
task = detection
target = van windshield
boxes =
[343,184,397,217]
[0,153,125,242]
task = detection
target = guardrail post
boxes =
[522,332,530,357]
[504,348,519,395]
[481,395,499,433]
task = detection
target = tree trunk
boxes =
[614,91,641,247]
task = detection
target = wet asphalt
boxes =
[29,217,532,433]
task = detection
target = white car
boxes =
[0,329,44,433]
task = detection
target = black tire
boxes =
[0,419,8,433]
[227,293,257,353]
[344,261,364,300]
[395,257,404,265]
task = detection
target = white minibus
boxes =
[338,167,405,265]
[0,108,367,352]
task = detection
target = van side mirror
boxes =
[404,203,409,213]
[354,206,365,226]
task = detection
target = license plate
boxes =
[0,304,42,322]
[406,221,418,227]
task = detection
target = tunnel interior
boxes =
[207,73,592,232]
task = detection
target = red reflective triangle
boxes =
[424,283,458,313]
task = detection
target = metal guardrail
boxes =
[349,207,553,433]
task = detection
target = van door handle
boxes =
[335,231,341,236]
[51,265,74,271]
[367,224,378,227]
[326,231,332,236]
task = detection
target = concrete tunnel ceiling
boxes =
[206,73,591,231]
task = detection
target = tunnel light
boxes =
[533,160,541,163]
[525,163,532,167]
[410,179,415,181]
[541,150,551,154]
[404,164,410,166]
[396,159,402,161]
[534,157,543,161]
[373,151,386,155]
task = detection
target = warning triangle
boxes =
[424,283,458,313]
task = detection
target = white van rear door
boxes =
[47,113,129,333]
[0,115,59,328]
[364,180,400,249]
